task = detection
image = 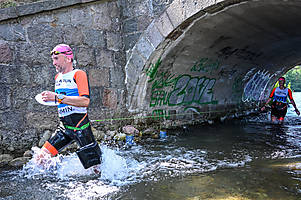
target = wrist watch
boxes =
[57,94,65,104]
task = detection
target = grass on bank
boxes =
[0,0,41,9]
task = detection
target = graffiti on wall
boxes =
[190,58,220,74]
[168,75,217,106]
[242,69,272,102]
[145,58,218,119]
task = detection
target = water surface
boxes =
[1,93,301,200]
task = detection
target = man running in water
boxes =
[261,77,300,123]
[36,44,101,171]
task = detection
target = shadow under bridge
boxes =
[124,0,301,125]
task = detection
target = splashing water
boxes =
[22,145,144,182]
[20,145,146,199]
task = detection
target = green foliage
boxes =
[0,0,41,8]
[284,66,301,92]
[0,1,17,8]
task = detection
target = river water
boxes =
[1,93,301,200]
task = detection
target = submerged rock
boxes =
[143,127,157,135]
[9,157,30,167]
[23,150,33,158]
[0,154,14,167]
[122,125,139,136]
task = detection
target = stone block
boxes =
[0,24,25,42]
[113,51,126,68]
[14,43,49,66]
[107,32,122,52]
[145,21,164,49]
[137,15,153,32]
[25,112,57,130]
[89,87,102,108]
[0,7,17,22]
[165,0,186,27]
[27,24,63,46]
[70,7,93,27]
[102,88,117,109]
[122,0,150,18]
[0,111,25,131]
[76,46,95,67]
[185,0,215,16]
[0,42,12,64]
[0,85,11,110]
[91,3,114,31]
[110,66,125,88]
[124,32,141,51]
[129,48,146,72]
[155,11,174,37]
[83,29,106,48]
[95,50,114,68]
[123,18,138,33]
[125,61,139,86]
[136,36,154,60]
[16,2,45,16]
[152,0,171,16]
[52,10,70,27]
[89,68,110,87]
[62,26,84,45]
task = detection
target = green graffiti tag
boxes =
[146,57,161,82]
[190,58,220,74]
[147,58,218,109]
[152,109,173,120]
[150,90,168,107]
[168,75,217,106]
[150,71,177,91]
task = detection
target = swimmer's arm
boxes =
[59,95,90,107]
[290,99,300,115]
[264,98,272,107]
[41,91,89,107]
[261,98,272,111]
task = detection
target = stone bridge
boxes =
[0,0,300,155]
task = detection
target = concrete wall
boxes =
[1,0,300,155]
[0,0,176,155]
[0,0,126,155]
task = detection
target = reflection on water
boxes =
[1,93,301,200]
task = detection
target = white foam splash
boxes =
[22,145,144,183]
[100,146,145,185]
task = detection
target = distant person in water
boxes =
[261,77,300,123]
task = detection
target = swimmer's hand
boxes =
[41,91,57,102]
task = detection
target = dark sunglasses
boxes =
[50,50,72,56]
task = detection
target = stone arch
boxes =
[125,0,301,121]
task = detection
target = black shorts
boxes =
[45,113,96,154]
[271,102,287,119]
[48,124,96,153]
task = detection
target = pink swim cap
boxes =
[51,44,73,59]
[278,77,285,81]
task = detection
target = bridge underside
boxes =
[127,0,301,125]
